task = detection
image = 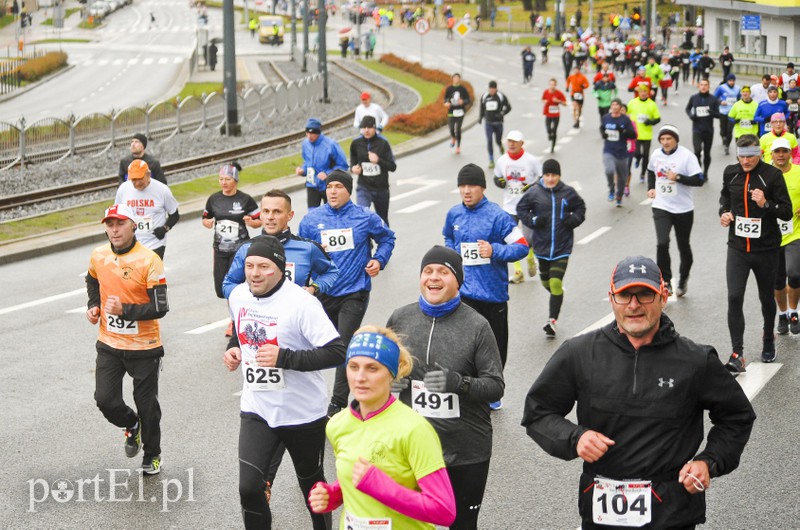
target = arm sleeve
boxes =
[503,95,512,115]
[379,141,397,173]
[308,241,340,293]
[694,349,756,478]
[86,272,100,309]
[647,169,657,190]
[356,465,456,526]
[165,209,180,229]
[521,341,588,461]
[311,481,343,513]
[685,98,694,119]
[719,172,732,215]
[565,189,587,227]
[379,107,389,129]
[679,173,706,187]
[222,244,249,299]
[331,142,349,172]
[349,141,358,168]
[462,322,504,402]
[479,97,485,121]
[369,217,396,268]
[202,196,214,219]
[277,338,346,372]
[122,284,169,321]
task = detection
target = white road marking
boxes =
[66,306,87,314]
[185,318,230,334]
[521,113,535,118]
[391,178,446,202]
[0,288,84,316]
[128,58,139,65]
[83,59,95,66]
[559,136,573,144]
[567,128,580,135]
[112,58,123,65]
[397,200,439,213]
[158,57,169,64]
[640,197,653,205]
[173,57,184,64]
[576,226,611,245]
[97,59,109,66]
[736,362,783,400]
[142,58,154,65]
[450,188,460,194]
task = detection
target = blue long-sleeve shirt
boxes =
[301,134,348,193]
[754,98,789,136]
[222,229,339,299]
[298,201,396,297]
[443,196,529,303]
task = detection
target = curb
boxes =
[0,103,479,266]
[0,63,76,106]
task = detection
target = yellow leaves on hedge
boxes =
[18,51,68,82]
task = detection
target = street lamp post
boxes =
[317,0,329,102]
[302,0,309,72]
[222,0,241,135]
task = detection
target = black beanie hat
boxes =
[132,133,147,148]
[327,170,353,195]
[421,245,464,287]
[359,115,377,129]
[457,163,486,188]
[246,235,286,272]
[542,159,561,175]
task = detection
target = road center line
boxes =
[390,180,446,202]
[396,200,439,214]
[185,318,230,334]
[0,288,84,316]
[576,226,611,245]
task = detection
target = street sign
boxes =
[455,20,470,38]
[741,14,761,34]
[414,18,429,35]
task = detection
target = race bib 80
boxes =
[321,228,355,252]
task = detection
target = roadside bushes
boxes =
[380,53,474,136]
[19,51,68,82]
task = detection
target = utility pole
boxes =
[290,0,297,61]
[243,0,249,33]
[645,0,652,43]
[317,0,329,102]
[302,0,309,72]
[222,0,240,135]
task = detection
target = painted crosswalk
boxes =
[79,55,185,67]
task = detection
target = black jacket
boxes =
[685,92,723,133]
[516,179,586,259]
[522,314,756,527]
[118,152,166,185]
[444,84,470,117]
[349,134,396,190]
[479,91,512,124]
[719,159,793,252]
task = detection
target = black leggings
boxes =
[321,291,370,408]
[447,460,491,530]
[238,413,330,530]
[462,297,508,368]
[635,139,651,176]
[719,117,734,147]
[306,187,327,209]
[213,251,235,299]
[653,208,694,285]
[692,131,714,176]
[539,257,569,320]
[448,116,465,147]
[726,247,779,354]
[545,116,560,140]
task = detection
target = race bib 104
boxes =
[592,477,652,527]
[411,380,460,419]
[321,228,355,252]
[243,361,285,391]
[735,216,761,238]
[460,242,490,266]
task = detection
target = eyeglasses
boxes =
[611,290,658,305]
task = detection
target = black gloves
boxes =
[153,226,168,239]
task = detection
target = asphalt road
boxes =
[1,22,799,530]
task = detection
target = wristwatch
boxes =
[457,376,471,395]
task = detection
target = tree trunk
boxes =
[534,0,546,12]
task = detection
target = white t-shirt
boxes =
[647,145,703,214]
[353,102,389,129]
[782,72,798,91]
[750,84,769,104]
[228,280,339,427]
[494,151,544,215]
[115,180,179,250]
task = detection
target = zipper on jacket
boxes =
[632,349,639,396]
[744,172,751,253]
[550,188,556,258]
[425,317,436,366]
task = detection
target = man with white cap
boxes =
[769,138,800,336]
[492,130,542,283]
[86,204,170,475]
[646,125,705,297]
[114,159,180,260]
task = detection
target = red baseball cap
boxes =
[360,92,371,100]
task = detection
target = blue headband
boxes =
[347,332,400,377]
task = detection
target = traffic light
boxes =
[20,14,28,27]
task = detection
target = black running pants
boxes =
[462,297,508,368]
[726,247,779,354]
[321,290,370,408]
[446,460,491,530]
[653,208,694,285]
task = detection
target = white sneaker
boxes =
[543,319,557,337]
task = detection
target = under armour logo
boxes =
[629,264,647,274]
[658,378,674,388]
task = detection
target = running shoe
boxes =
[225,320,233,337]
[527,255,537,277]
[777,314,789,335]
[725,353,746,374]
[455,147,461,155]
[666,282,674,297]
[676,278,688,298]
[450,139,455,148]
[488,160,495,169]
[624,185,630,197]
[489,400,503,410]
[790,312,800,335]
[573,122,579,129]
[634,158,640,169]
[499,145,505,155]
[607,192,615,202]
[509,271,525,284]
[543,318,557,337]
[142,455,162,475]
[761,337,777,363]
[724,145,730,155]
[615,200,622,207]
[124,422,141,458]
[639,175,645,183]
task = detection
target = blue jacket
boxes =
[754,99,789,136]
[443,196,529,303]
[221,229,339,299]
[301,134,348,193]
[298,201,396,297]
[689,51,702,69]
[714,83,740,115]
[516,180,586,259]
